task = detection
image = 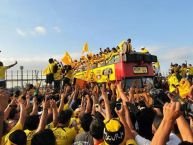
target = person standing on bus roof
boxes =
[43,58,55,87]
[0,61,17,88]
[140,47,149,54]
[122,38,133,54]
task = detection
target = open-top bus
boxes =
[74,52,157,90]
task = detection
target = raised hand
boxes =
[163,102,181,122]
[115,103,125,118]
[0,89,9,111]
[50,99,57,109]
[42,99,50,110]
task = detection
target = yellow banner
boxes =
[74,64,116,83]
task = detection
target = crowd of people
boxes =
[0,46,193,145]
[166,63,193,97]
[169,63,193,80]
[0,68,193,145]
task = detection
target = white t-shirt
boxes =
[135,133,181,145]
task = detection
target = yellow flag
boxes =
[85,69,90,79]
[118,40,125,50]
[178,78,191,98]
[61,52,72,65]
[82,42,89,53]
[43,67,49,76]
[81,55,88,61]
[168,74,179,92]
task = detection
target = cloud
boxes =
[161,48,193,61]
[16,26,63,37]
[147,46,193,62]
[1,51,81,70]
[53,26,61,33]
[16,28,27,37]
[16,26,47,37]
[146,45,193,72]
[34,26,47,35]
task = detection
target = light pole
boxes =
[20,66,24,89]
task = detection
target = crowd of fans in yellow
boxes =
[0,44,193,145]
[167,63,193,98]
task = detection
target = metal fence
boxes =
[5,68,46,88]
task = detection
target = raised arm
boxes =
[117,82,129,102]
[190,117,193,132]
[176,115,193,142]
[115,104,134,144]
[58,91,67,113]
[36,99,49,133]
[25,93,31,111]
[30,97,38,116]
[7,61,17,69]
[151,102,181,145]
[101,85,112,121]
[50,99,58,127]
[124,102,134,130]
[18,99,27,126]
[0,111,3,144]
[117,82,134,130]
[85,94,92,113]
[0,89,9,143]
[4,98,17,120]
[68,86,79,106]
[110,83,117,102]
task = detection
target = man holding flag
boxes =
[61,52,72,65]
[61,52,74,87]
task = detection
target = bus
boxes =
[74,52,158,90]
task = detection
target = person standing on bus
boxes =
[122,38,133,54]
[54,64,62,93]
[140,47,149,54]
[62,65,73,87]
[0,61,17,88]
[44,58,55,86]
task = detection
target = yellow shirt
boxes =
[141,48,149,54]
[100,140,137,145]
[126,139,137,145]
[51,127,77,145]
[69,118,82,132]
[63,103,70,111]
[2,122,23,145]
[0,66,8,80]
[54,68,62,80]
[180,67,187,77]
[106,52,119,63]
[46,122,55,129]
[43,63,55,75]
[65,70,73,79]
[24,130,36,145]
[188,66,193,75]
[168,73,179,92]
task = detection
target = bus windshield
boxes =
[124,77,154,90]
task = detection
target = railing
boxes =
[5,69,46,88]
